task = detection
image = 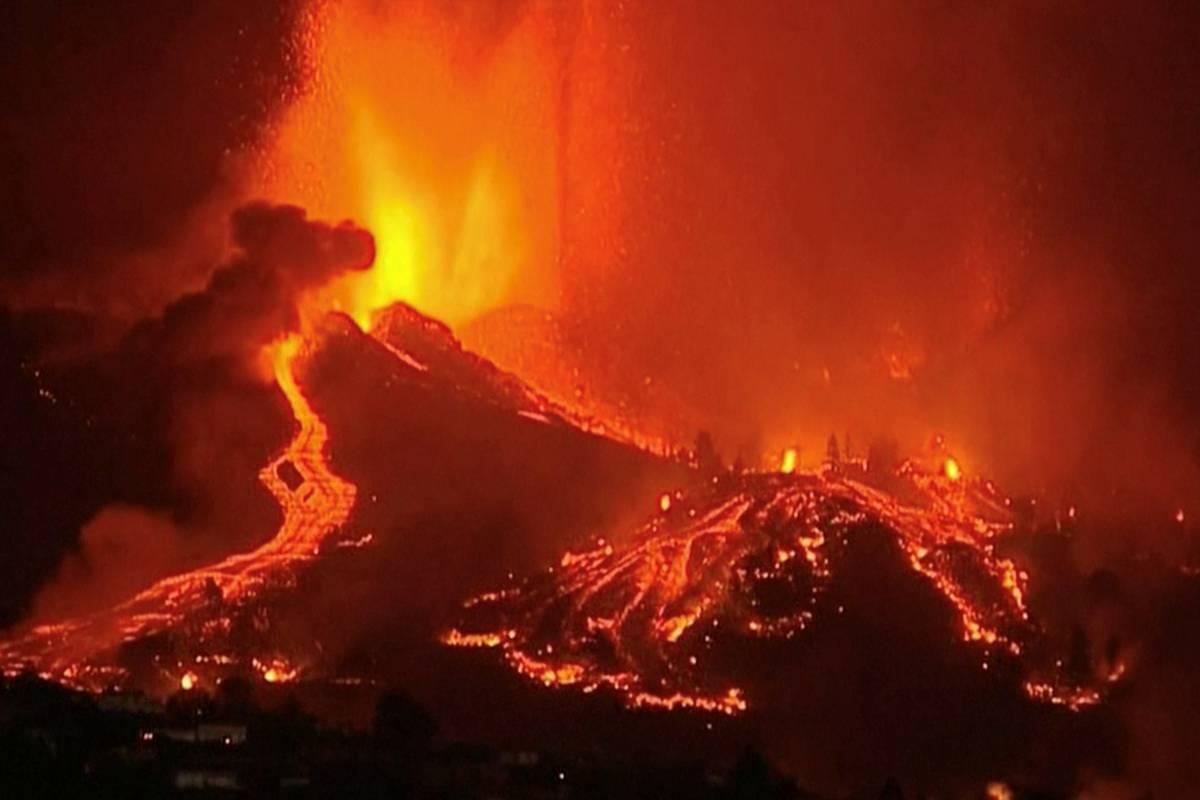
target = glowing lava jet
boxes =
[444,462,1113,714]
[0,336,355,690]
[256,0,564,331]
[0,0,578,685]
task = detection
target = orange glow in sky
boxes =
[255,0,563,330]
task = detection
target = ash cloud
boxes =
[0,204,374,629]
[123,203,374,366]
[28,506,192,624]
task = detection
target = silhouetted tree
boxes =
[215,675,254,717]
[253,693,315,754]
[1104,634,1122,673]
[727,747,772,799]
[165,687,214,723]
[724,746,803,800]
[866,436,900,478]
[826,434,841,466]
[373,689,436,754]
[1066,625,1092,684]
[694,430,722,474]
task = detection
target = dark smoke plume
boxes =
[2,204,374,628]
[123,203,374,365]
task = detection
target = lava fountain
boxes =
[1,0,597,691]
[255,0,565,329]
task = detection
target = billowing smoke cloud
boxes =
[1,203,374,628]
[28,506,191,624]
[123,203,374,365]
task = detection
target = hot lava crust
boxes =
[444,467,1115,716]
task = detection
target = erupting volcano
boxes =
[6,2,1200,797]
[0,299,1117,718]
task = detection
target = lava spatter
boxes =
[443,466,1109,714]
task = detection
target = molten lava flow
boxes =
[444,462,1114,715]
[0,335,356,690]
[256,335,357,566]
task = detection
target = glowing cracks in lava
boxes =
[779,448,798,474]
[630,687,747,715]
[1022,680,1101,711]
[446,465,1115,716]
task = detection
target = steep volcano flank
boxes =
[368,303,560,419]
[444,470,1110,714]
[367,302,669,450]
[0,302,683,694]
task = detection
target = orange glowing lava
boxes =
[0,336,356,690]
[445,461,1114,714]
[943,457,962,481]
[256,657,300,685]
[256,0,562,330]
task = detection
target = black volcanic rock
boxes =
[296,307,690,620]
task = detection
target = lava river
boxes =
[0,335,356,690]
